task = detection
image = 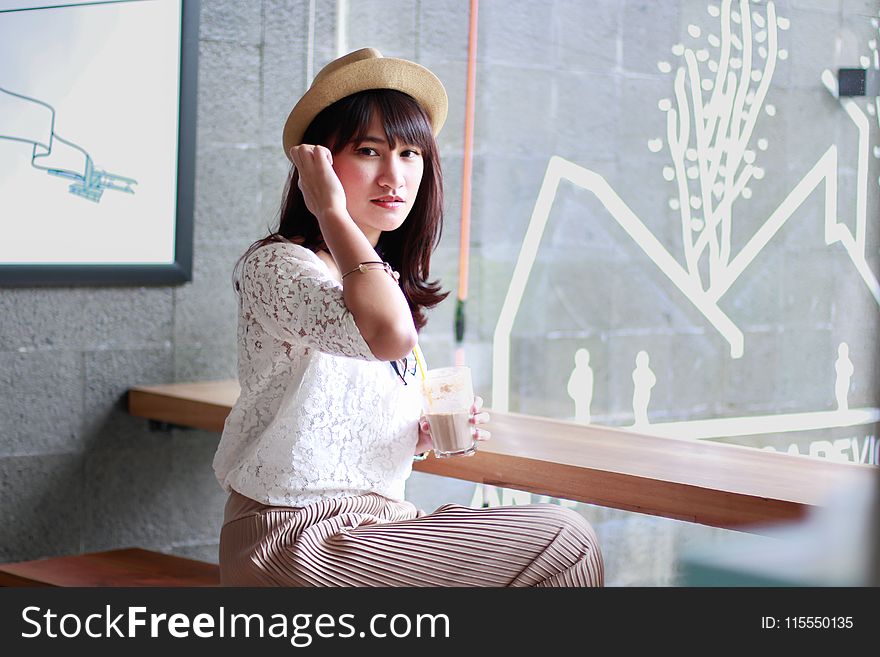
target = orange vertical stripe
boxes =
[458,0,479,304]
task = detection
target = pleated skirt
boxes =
[219,489,603,587]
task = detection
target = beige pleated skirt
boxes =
[219,489,603,587]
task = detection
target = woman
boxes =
[213,48,603,586]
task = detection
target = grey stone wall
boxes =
[2,0,878,586]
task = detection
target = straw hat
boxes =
[282,47,448,161]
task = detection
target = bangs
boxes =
[327,90,435,152]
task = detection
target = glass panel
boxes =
[347,0,880,584]
[347,0,879,464]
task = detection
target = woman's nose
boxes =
[378,157,405,190]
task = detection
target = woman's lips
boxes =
[371,200,405,209]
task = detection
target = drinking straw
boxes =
[413,343,428,380]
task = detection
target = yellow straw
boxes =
[412,343,428,380]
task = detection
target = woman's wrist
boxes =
[316,206,353,227]
[317,209,384,274]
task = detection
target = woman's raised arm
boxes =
[290,143,417,361]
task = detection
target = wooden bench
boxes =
[0,548,220,587]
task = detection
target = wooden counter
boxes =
[128,379,877,532]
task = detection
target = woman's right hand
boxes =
[288,144,347,221]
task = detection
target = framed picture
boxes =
[0,0,198,285]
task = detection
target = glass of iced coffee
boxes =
[419,366,476,458]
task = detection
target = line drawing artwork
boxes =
[834,342,854,412]
[491,0,880,442]
[631,351,656,428]
[0,85,136,202]
[566,348,594,424]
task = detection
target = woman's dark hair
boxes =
[234,89,448,332]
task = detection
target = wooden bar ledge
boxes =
[128,380,877,532]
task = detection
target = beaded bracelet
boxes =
[341,261,400,282]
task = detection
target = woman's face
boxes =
[331,112,424,245]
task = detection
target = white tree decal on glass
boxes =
[652,0,785,292]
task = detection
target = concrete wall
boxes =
[2,0,878,586]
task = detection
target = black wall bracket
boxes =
[838,68,880,96]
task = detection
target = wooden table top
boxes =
[128,379,878,532]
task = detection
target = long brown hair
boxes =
[234,89,448,332]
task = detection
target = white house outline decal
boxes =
[491,1,880,439]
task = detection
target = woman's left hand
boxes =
[415,396,491,455]
[469,396,491,442]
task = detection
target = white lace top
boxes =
[212,241,422,507]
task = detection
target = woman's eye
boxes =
[402,149,421,158]
[356,147,378,156]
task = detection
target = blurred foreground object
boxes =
[681,466,880,586]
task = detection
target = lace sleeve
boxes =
[241,244,378,361]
